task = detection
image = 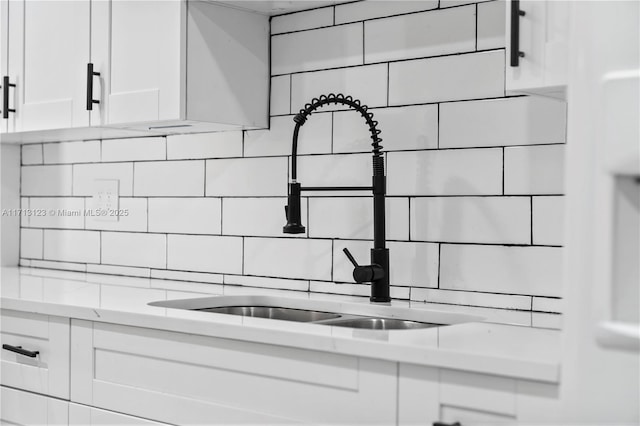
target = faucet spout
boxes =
[283,94,390,303]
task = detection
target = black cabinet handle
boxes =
[2,344,39,358]
[510,0,526,67]
[433,422,461,426]
[86,63,101,111]
[2,76,16,119]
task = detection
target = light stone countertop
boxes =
[0,267,562,383]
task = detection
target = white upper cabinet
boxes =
[506,0,570,99]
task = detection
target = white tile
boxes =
[20,198,29,227]
[440,244,563,297]
[166,132,242,160]
[533,196,564,246]
[333,105,438,153]
[441,0,492,7]
[411,300,532,326]
[167,235,243,274]
[87,264,151,278]
[222,197,307,238]
[297,153,371,191]
[387,148,503,196]
[532,297,564,313]
[440,97,567,148]
[102,137,166,162]
[270,75,291,116]
[308,197,408,240]
[244,237,332,281]
[85,198,147,232]
[73,163,134,196]
[20,228,43,259]
[29,259,87,272]
[291,64,388,112]
[101,232,166,269]
[244,113,331,157]
[411,288,532,310]
[206,157,288,197]
[335,1,438,24]
[19,259,31,267]
[43,140,100,164]
[410,197,531,244]
[29,197,85,229]
[272,7,333,34]
[101,286,166,314]
[332,240,438,287]
[478,0,506,50]
[310,281,370,297]
[43,230,100,264]
[86,273,151,288]
[22,144,43,165]
[504,145,565,195]
[134,160,204,196]
[151,269,224,285]
[224,275,309,292]
[389,51,504,105]
[148,198,221,234]
[272,23,363,75]
[365,6,475,63]
[22,165,73,196]
[531,312,562,329]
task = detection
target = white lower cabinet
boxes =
[70,320,398,425]
[0,386,69,425]
[69,403,171,426]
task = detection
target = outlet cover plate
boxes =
[93,179,119,222]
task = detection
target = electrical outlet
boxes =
[93,179,119,222]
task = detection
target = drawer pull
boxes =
[86,63,101,111]
[2,344,39,358]
[433,422,461,426]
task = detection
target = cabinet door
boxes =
[106,0,183,125]
[19,0,90,132]
[1,386,69,425]
[1,0,22,134]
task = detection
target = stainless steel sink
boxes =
[196,306,340,322]
[319,317,441,330]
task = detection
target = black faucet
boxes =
[283,94,390,303]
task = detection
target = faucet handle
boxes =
[342,248,384,283]
[342,248,359,267]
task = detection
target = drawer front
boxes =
[0,310,70,398]
[69,403,172,425]
[71,320,397,425]
[440,405,516,425]
[1,386,69,425]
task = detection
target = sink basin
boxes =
[197,306,340,322]
[321,317,441,330]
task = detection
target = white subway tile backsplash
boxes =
[73,163,134,196]
[167,235,242,274]
[85,198,147,232]
[271,6,333,35]
[389,51,504,105]
[533,196,564,246]
[477,0,506,50]
[441,0,492,7]
[222,197,307,237]
[365,6,475,63]
[28,197,84,229]
[244,113,331,157]
[151,269,223,285]
[387,148,503,196]
[410,197,531,244]
[244,237,332,281]
[20,228,43,259]
[504,145,565,194]
[20,198,29,227]
[411,288,532,310]
[532,297,564,313]
[166,132,242,160]
[102,232,166,269]
[22,144,43,165]
[22,165,73,196]
[43,140,100,164]
[87,264,151,278]
[134,160,204,196]
[270,75,291,116]
[333,104,438,153]
[297,153,371,190]
[224,275,309,292]
[206,157,288,197]
[43,230,100,264]
[272,23,363,75]
[310,281,370,297]
[308,197,408,240]
[148,198,221,235]
[335,1,438,24]
[440,97,566,148]
[102,137,165,162]
[531,312,562,329]
[440,244,563,296]
[291,64,388,112]
[29,259,86,272]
